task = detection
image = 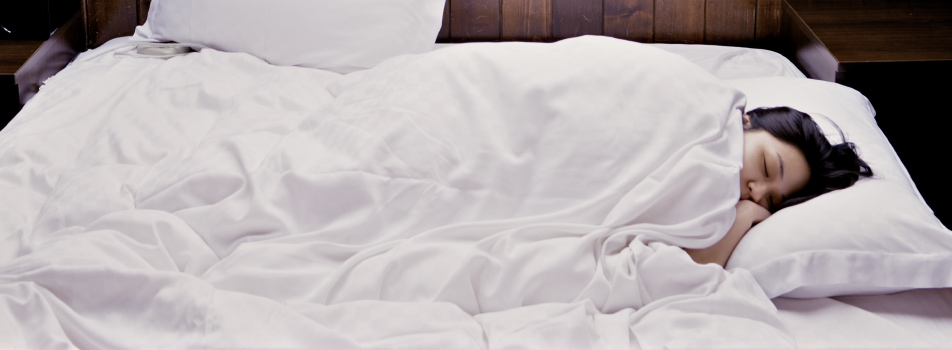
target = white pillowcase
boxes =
[135,0,446,74]
[724,77,952,298]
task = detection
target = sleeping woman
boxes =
[685,106,873,267]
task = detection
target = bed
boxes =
[2,0,952,348]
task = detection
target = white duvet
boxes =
[0,36,795,348]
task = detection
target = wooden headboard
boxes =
[81,0,782,49]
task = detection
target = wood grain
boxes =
[450,0,501,42]
[756,0,782,45]
[84,0,137,48]
[552,0,602,40]
[439,0,451,41]
[502,0,551,41]
[82,0,784,48]
[655,0,705,43]
[780,0,836,81]
[706,0,756,45]
[0,42,44,75]
[137,0,151,25]
[604,0,653,42]
[785,0,952,62]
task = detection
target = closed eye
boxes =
[762,157,774,209]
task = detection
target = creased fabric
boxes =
[0,36,793,349]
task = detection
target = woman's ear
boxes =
[742,113,751,129]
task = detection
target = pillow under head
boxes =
[724,77,952,298]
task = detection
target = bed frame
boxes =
[80,0,784,49]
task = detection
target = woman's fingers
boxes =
[737,199,772,225]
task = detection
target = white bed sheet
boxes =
[775,288,952,348]
[1,36,949,349]
[1,36,789,349]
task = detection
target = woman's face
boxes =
[740,129,811,211]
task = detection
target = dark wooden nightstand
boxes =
[780,0,952,227]
[1,11,84,131]
[1,40,44,127]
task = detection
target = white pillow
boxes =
[135,0,446,74]
[724,77,952,298]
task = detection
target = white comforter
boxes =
[0,36,794,348]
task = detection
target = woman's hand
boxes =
[736,199,771,227]
[684,200,771,267]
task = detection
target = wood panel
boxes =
[502,0,552,41]
[780,1,836,81]
[88,0,786,49]
[450,0,501,42]
[439,0,451,41]
[785,0,952,62]
[655,0,705,43]
[756,0,782,46]
[706,0,756,45]
[0,42,43,76]
[137,0,151,25]
[84,0,137,48]
[552,0,602,39]
[604,0,653,42]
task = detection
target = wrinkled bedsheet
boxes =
[0,36,794,348]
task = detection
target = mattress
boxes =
[1,36,950,348]
[776,288,952,348]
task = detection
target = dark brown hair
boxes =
[746,107,873,211]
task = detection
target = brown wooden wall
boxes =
[82,0,149,48]
[83,0,781,49]
[442,0,781,47]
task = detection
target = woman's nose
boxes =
[748,182,765,202]
[748,182,772,210]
